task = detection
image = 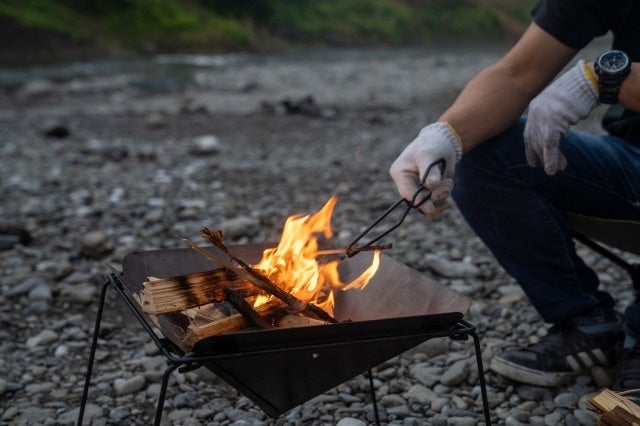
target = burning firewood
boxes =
[186,228,338,324]
[224,287,275,330]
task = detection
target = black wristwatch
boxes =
[594,50,631,104]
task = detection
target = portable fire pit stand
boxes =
[78,246,492,425]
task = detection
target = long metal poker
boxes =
[345,159,446,257]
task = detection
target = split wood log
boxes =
[589,388,640,424]
[137,269,260,315]
[599,406,640,425]
[182,298,288,348]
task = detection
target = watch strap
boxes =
[599,81,622,104]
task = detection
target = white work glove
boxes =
[389,122,462,217]
[524,60,599,175]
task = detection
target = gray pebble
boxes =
[26,329,58,349]
[113,375,146,395]
[440,360,469,386]
[336,419,367,426]
[573,408,599,425]
[554,391,579,408]
[189,135,221,155]
[446,417,477,426]
[80,230,114,259]
[544,411,563,425]
[5,276,46,297]
[424,254,480,278]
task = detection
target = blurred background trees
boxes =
[0,0,535,62]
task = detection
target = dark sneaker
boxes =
[490,321,620,387]
[612,340,640,393]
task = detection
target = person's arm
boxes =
[439,22,577,153]
[390,22,578,214]
[585,62,640,112]
[620,64,640,111]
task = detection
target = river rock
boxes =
[113,375,146,395]
[5,276,46,297]
[423,254,480,278]
[440,360,469,386]
[189,135,221,155]
[60,404,103,424]
[80,230,114,259]
[409,365,440,387]
[28,282,52,300]
[219,216,260,239]
[26,329,58,349]
[59,283,97,303]
[573,408,599,425]
[554,391,579,408]
[336,418,367,426]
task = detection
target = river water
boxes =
[0,36,611,124]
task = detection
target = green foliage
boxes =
[418,1,503,37]
[97,0,200,40]
[0,0,536,54]
[178,15,254,51]
[265,0,414,44]
[0,0,83,35]
[68,0,134,14]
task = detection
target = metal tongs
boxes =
[345,159,446,257]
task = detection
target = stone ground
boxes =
[1,38,634,425]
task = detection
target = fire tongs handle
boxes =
[345,159,446,257]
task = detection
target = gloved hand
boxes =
[524,59,599,175]
[389,122,462,217]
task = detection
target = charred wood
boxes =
[137,269,259,314]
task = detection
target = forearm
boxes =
[437,23,576,154]
[439,62,535,153]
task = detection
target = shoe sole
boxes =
[490,356,574,387]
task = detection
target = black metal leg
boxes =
[78,279,111,426]
[469,329,492,426]
[573,232,640,292]
[154,363,180,426]
[367,369,381,426]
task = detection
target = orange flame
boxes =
[253,196,380,315]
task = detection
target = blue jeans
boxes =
[452,117,640,336]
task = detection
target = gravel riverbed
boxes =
[0,41,633,425]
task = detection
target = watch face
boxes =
[597,50,630,73]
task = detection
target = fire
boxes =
[253,196,380,315]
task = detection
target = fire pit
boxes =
[78,244,491,425]
[79,192,490,425]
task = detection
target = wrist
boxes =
[422,122,463,160]
[582,61,599,96]
[575,59,599,105]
